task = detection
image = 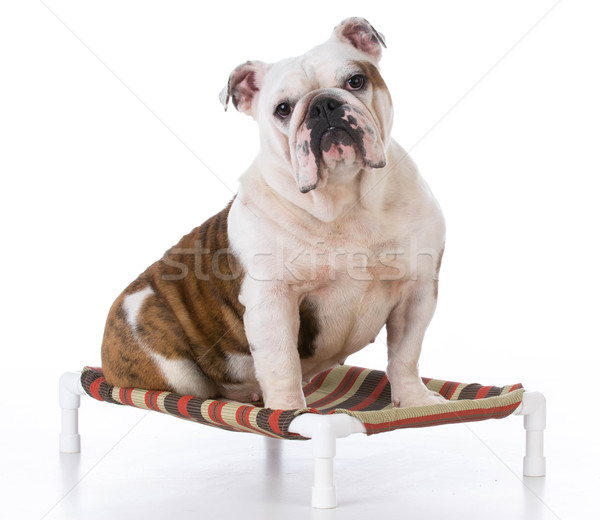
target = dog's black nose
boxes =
[309,97,342,120]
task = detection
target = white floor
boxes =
[3,379,599,520]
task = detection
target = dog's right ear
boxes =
[219,61,267,117]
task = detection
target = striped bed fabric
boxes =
[81,365,524,439]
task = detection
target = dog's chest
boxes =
[290,235,412,372]
[301,276,397,360]
[228,172,444,378]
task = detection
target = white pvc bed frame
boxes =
[59,371,546,509]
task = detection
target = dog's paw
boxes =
[220,388,264,404]
[392,387,447,408]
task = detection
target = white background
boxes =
[1,1,599,519]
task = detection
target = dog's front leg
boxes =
[386,281,446,408]
[241,283,306,410]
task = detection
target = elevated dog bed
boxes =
[80,365,524,438]
[59,365,546,509]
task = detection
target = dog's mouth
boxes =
[319,127,361,171]
[293,96,386,193]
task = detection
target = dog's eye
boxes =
[346,74,366,91]
[275,102,292,118]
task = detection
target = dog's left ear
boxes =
[332,18,386,62]
[219,60,267,117]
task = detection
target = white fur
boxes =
[149,354,215,397]
[123,286,154,330]
[225,29,446,409]
[230,143,445,386]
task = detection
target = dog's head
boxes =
[220,18,392,194]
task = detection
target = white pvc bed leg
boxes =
[514,391,546,477]
[311,419,337,509]
[59,372,86,453]
[289,413,366,509]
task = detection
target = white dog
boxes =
[101,17,446,410]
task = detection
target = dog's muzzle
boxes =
[294,93,387,193]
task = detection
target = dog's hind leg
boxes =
[101,284,218,397]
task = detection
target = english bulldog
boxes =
[101,17,446,410]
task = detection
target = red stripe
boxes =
[207,401,226,424]
[440,381,460,399]
[309,367,365,408]
[349,374,389,411]
[144,391,153,409]
[363,403,520,434]
[89,377,105,401]
[449,382,461,399]
[303,369,332,398]
[177,395,193,417]
[235,406,279,437]
[119,387,133,406]
[144,390,163,411]
[438,381,452,398]
[235,405,251,427]
[153,392,163,410]
[268,410,283,435]
[475,386,492,399]
[216,402,227,424]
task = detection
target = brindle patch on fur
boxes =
[101,200,251,391]
[101,292,170,390]
[349,60,388,91]
[297,298,320,359]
